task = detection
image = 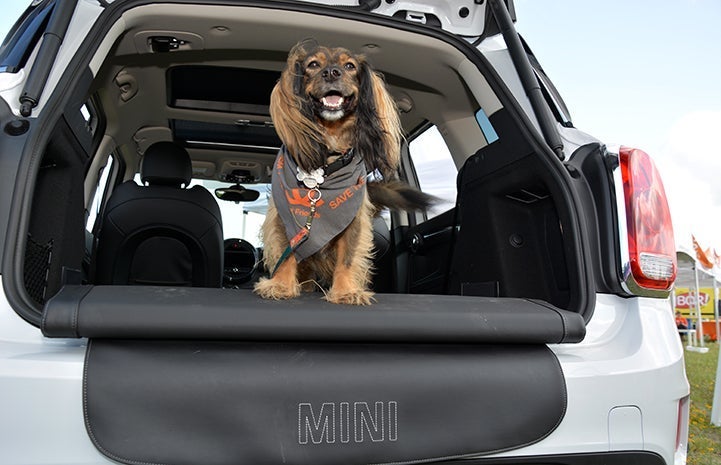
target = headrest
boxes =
[141,141,192,187]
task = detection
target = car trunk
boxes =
[4,1,598,464]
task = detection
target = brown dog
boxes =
[254,40,431,305]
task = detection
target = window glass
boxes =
[80,103,91,122]
[86,155,114,233]
[533,69,572,126]
[408,126,458,218]
[0,1,53,73]
[80,101,101,136]
[132,174,270,247]
[475,108,499,144]
[194,180,269,248]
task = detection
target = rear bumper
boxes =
[0,285,688,465]
[483,293,689,465]
[451,451,666,464]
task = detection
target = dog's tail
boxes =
[367,180,437,211]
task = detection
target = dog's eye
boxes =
[307,61,320,69]
[344,62,356,71]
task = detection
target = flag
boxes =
[692,235,714,269]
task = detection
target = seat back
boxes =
[370,215,393,292]
[446,111,570,307]
[94,142,223,287]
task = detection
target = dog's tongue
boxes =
[322,95,343,108]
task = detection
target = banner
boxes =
[675,287,716,317]
[692,235,715,270]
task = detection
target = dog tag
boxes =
[296,167,325,189]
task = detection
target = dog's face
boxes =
[270,40,401,176]
[299,47,361,122]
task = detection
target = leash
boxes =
[270,187,322,277]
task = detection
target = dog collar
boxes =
[323,148,355,176]
[295,148,355,189]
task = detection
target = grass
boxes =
[685,341,721,464]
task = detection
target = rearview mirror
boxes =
[214,185,261,203]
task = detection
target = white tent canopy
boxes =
[676,247,721,426]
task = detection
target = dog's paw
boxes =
[254,277,301,300]
[325,288,375,306]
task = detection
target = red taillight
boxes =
[619,146,677,290]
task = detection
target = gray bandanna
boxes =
[271,146,367,262]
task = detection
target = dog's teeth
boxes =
[322,95,344,108]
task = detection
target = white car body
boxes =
[0,1,689,464]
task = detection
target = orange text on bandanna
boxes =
[329,181,364,210]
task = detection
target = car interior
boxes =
[20,3,586,316]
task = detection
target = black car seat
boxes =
[93,141,224,287]
[370,215,393,292]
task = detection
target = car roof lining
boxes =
[88,3,501,181]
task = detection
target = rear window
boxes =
[0,1,54,73]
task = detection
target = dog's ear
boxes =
[288,39,317,96]
[289,38,319,59]
[270,40,325,171]
[354,59,402,179]
[292,61,304,96]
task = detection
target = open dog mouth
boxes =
[317,91,354,112]
[313,90,355,121]
[321,91,345,110]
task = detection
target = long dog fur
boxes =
[254,40,432,305]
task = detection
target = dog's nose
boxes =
[321,66,343,81]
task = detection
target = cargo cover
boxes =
[41,285,581,465]
[42,285,586,343]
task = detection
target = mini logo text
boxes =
[298,401,398,445]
